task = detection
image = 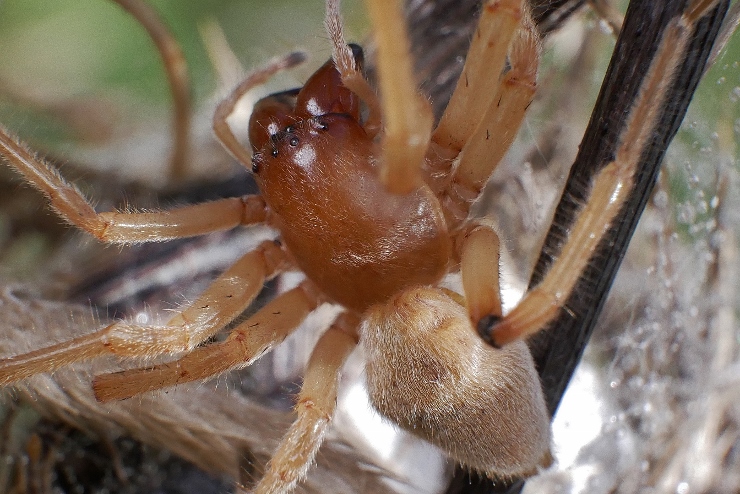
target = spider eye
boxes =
[248,89,299,153]
[289,136,299,146]
[271,148,278,158]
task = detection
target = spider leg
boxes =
[252,312,359,494]
[0,241,289,385]
[431,0,525,154]
[111,0,192,181]
[92,280,325,402]
[362,0,434,194]
[0,127,267,242]
[443,18,539,223]
[456,224,504,326]
[213,51,306,167]
[482,2,713,347]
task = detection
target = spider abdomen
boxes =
[362,287,551,477]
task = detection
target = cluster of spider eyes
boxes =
[251,117,331,172]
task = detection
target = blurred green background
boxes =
[0,0,366,149]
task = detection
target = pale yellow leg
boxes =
[456,224,504,326]
[0,241,288,385]
[111,0,192,181]
[363,0,434,194]
[443,18,539,223]
[213,52,306,167]
[251,312,360,494]
[486,3,711,346]
[0,127,267,242]
[432,0,525,153]
[92,280,326,402]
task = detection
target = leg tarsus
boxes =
[0,329,114,386]
[254,312,359,494]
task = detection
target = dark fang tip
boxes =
[348,43,364,69]
[477,314,503,349]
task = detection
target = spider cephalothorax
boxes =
[250,57,451,312]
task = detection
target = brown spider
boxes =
[0,0,720,492]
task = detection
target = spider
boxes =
[0,0,720,492]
